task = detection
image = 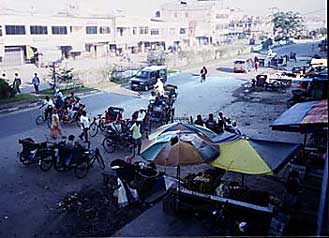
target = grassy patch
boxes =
[167,69,178,74]
[0,93,40,106]
[39,86,97,96]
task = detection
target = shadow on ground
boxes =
[216,67,234,73]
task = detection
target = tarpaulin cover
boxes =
[210,138,300,175]
[212,131,242,143]
[148,122,217,141]
[271,100,328,132]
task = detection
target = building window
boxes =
[174,12,178,18]
[86,26,97,34]
[169,28,176,35]
[117,28,124,36]
[0,26,2,37]
[179,28,186,34]
[70,26,73,32]
[132,27,137,35]
[139,27,148,35]
[150,29,160,35]
[30,25,48,35]
[155,11,160,18]
[185,12,188,17]
[5,25,26,35]
[99,26,111,34]
[51,26,67,35]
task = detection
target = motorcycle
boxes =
[18,138,55,171]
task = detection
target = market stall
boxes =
[140,126,301,235]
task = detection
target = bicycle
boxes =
[87,147,105,169]
[89,114,107,137]
[18,138,55,172]
[35,107,52,128]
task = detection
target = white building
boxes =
[0,12,190,66]
[0,13,116,66]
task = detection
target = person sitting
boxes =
[205,113,218,133]
[72,98,81,111]
[154,78,164,97]
[194,114,204,127]
[66,104,76,121]
[224,117,232,131]
[149,91,156,102]
[217,112,225,133]
[64,135,75,166]
[41,96,55,120]
[226,121,241,135]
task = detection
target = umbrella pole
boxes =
[304,133,308,146]
[176,165,181,213]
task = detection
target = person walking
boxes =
[13,73,22,94]
[130,120,142,156]
[79,111,90,143]
[200,66,207,82]
[32,73,40,93]
[50,108,62,139]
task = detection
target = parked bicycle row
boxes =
[18,135,105,179]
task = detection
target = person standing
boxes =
[79,111,90,143]
[200,66,208,82]
[50,108,62,139]
[130,120,142,156]
[32,73,40,93]
[13,73,22,94]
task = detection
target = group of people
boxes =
[40,90,89,143]
[0,72,22,94]
[194,112,241,135]
[246,56,260,72]
[0,72,42,94]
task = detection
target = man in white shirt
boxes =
[79,110,90,142]
[41,96,55,119]
[154,78,164,96]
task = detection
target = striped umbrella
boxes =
[140,130,220,167]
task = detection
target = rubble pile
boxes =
[56,183,146,236]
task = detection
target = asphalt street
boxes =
[0,71,242,237]
[0,41,319,237]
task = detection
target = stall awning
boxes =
[210,137,300,175]
[271,100,328,132]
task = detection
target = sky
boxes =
[2,0,327,17]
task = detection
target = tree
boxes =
[272,11,305,40]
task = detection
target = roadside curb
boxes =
[0,100,42,114]
[0,89,102,115]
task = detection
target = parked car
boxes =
[233,60,247,73]
[130,66,167,91]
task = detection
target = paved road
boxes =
[0,72,242,238]
[0,41,317,237]
[272,40,321,58]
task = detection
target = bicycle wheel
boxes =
[53,158,65,172]
[19,153,32,166]
[39,154,54,172]
[100,121,106,131]
[35,115,43,125]
[74,159,89,179]
[96,150,105,169]
[47,117,52,129]
[89,122,98,137]
[102,138,115,153]
[76,120,82,128]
